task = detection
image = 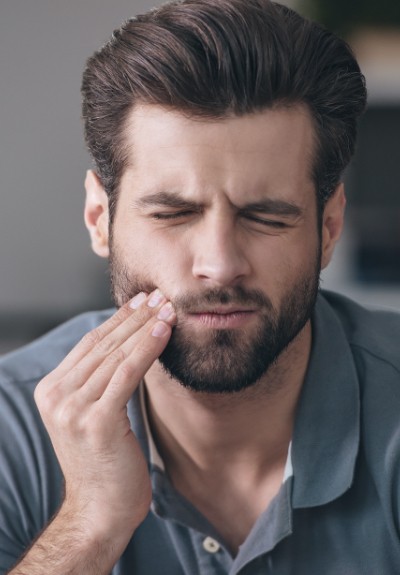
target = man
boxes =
[2,0,399,573]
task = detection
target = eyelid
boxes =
[151,210,196,220]
[151,211,289,226]
[242,213,288,227]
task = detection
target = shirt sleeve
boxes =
[0,377,63,573]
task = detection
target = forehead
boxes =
[120,103,316,205]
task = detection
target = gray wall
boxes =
[0,0,162,321]
[0,0,398,351]
[0,0,297,348]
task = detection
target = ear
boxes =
[84,170,110,258]
[321,183,346,270]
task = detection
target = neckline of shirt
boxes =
[138,381,293,481]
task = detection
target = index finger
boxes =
[99,318,174,409]
[51,295,150,377]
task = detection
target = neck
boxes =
[144,321,312,477]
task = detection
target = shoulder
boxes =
[0,308,115,485]
[0,307,114,443]
[321,291,400,485]
[318,291,400,451]
[0,309,115,559]
[319,292,400,528]
[0,308,114,387]
[320,290,400,376]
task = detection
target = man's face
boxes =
[106,104,326,393]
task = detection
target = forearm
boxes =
[7,505,130,575]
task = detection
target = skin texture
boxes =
[9,104,345,571]
[108,225,321,394]
[106,105,328,398]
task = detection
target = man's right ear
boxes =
[84,170,110,258]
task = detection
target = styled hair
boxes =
[81,0,367,221]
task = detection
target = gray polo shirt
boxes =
[1,290,400,574]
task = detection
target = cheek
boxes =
[284,237,321,286]
[256,233,320,286]
[115,226,191,291]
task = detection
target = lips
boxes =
[189,306,256,315]
[185,309,256,329]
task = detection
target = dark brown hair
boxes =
[81,0,367,221]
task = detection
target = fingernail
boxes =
[148,289,164,308]
[157,302,174,321]
[152,321,169,337]
[129,292,147,309]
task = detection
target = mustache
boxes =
[124,281,271,312]
[172,286,272,312]
[109,261,272,312]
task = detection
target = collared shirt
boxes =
[138,381,294,479]
[1,291,400,573]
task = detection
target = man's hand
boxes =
[11,290,175,573]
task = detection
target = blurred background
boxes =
[0,0,399,353]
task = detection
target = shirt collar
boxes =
[128,291,358,509]
[138,381,165,471]
[291,292,360,508]
[137,380,294,482]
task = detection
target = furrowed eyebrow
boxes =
[242,199,303,218]
[133,191,200,210]
[133,191,303,217]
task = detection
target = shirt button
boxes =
[203,536,220,553]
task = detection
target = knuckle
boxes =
[33,379,45,405]
[54,397,87,435]
[102,306,132,334]
[93,335,116,357]
[117,358,138,380]
[34,378,59,414]
[81,328,102,349]
[34,387,48,414]
[79,307,135,353]
[115,305,132,322]
[110,347,127,364]
[56,402,77,430]
[129,304,154,327]
[134,338,155,358]
[68,365,85,384]
[101,347,127,370]
[103,308,128,332]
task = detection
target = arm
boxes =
[8,506,124,575]
[7,290,175,574]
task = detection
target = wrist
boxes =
[56,500,136,558]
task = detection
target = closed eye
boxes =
[151,210,197,220]
[242,214,289,228]
[151,212,289,228]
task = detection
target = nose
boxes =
[191,215,251,287]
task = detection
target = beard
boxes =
[109,247,320,395]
